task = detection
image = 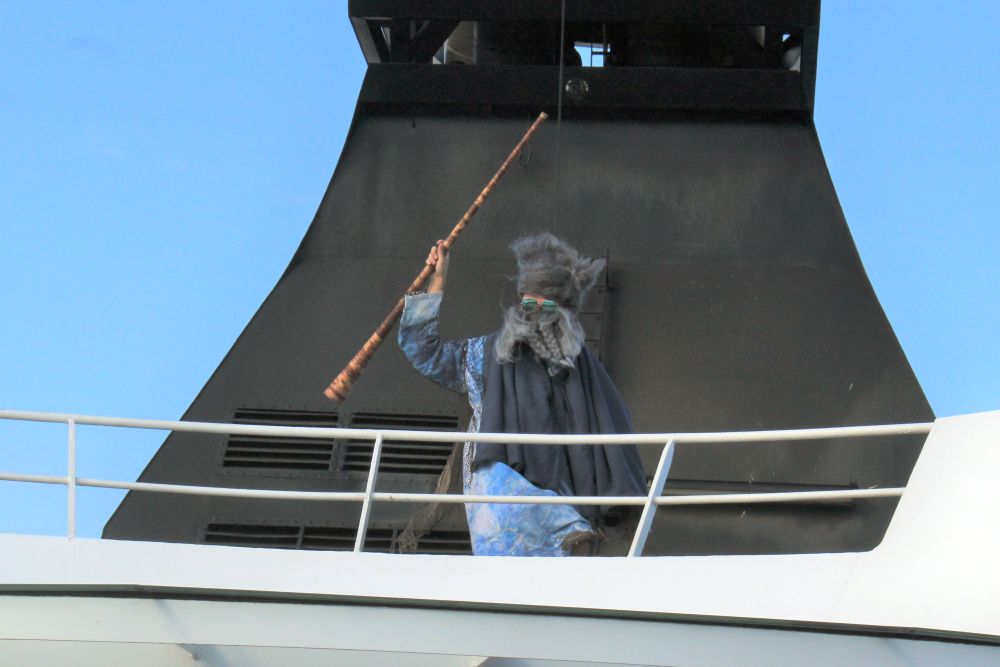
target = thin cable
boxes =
[553,0,567,231]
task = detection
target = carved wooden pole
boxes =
[324,111,549,402]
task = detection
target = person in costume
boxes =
[398,233,647,556]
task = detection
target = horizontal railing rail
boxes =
[0,409,932,556]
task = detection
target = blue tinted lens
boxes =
[521,298,538,312]
[541,300,558,312]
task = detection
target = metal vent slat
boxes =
[223,460,330,470]
[347,444,452,453]
[228,452,331,462]
[342,413,458,476]
[227,448,332,457]
[223,409,338,471]
[206,526,299,538]
[233,409,340,426]
[224,454,330,462]
[204,523,301,548]
[419,532,470,542]
[302,527,394,552]
[380,454,450,464]
[228,438,334,451]
[346,448,451,456]
[204,523,470,554]
[416,530,472,554]
[226,449,332,458]
[348,441,454,449]
[227,447,331,456]
[206,535,296,546]
[348,449,451,462]
[351,413,457,428]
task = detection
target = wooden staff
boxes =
[324,111,549,402]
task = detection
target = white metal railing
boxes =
[0,409,931,556]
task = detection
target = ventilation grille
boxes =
[203,523,301,548]
[223,409,339,471]
[301,527,395,553]
[204,523,470,554]
[410,530,473,555]
[343,412,458,476]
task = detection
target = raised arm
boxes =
[397,242,466,393]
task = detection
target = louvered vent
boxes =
[342,412,458,475]
[411,530,472,555]
[204,523,470,554]
[204,523,301,548]
[301,527,394,553]
[223,409,338,471]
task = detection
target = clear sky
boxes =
[1,3,998,538]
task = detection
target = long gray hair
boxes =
[494,304,586,372]
[495,233,604,372]
[510,232,605,310]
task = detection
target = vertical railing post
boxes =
[67,418,77,539]
[354,432,384,553]
[628,439,675,558]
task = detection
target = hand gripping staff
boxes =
[324,112,549,402]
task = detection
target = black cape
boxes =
[474,336,648,524]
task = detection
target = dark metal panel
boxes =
[105,109,932,555]
[799,24,820,113]
[359,64,808,113]
[350,16,387,64]
[348,0,820,26]
[388,20,459,63]
[101,0,928,558]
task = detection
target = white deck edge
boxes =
[0,410,997,643]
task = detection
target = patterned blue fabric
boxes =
[461,335,486,489]
[399,291,594,556]
[466,462,594,557]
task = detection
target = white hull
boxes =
[1,410,998,665]
[2,591,997,666]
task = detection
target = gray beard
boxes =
[494,305,586,374]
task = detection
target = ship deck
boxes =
[0,411,998,665]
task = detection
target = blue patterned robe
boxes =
[398,291,594,556]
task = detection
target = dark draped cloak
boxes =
[474,336,648,524]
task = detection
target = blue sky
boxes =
[1,3,998,538]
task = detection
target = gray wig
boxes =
[495,233,605,370]
[510,232,606,310]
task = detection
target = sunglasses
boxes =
[521,297,558,313]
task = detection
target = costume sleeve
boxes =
[397,291,468,394]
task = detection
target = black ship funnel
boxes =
[105,1,932,556]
